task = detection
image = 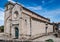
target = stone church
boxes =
[4,1,53,41]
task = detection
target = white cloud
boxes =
[42,1,45,4]
[8,0,12,1]
[0,8,4,26]
[8,0,16,3]
[0,8,4,20]
[41,9,60,22]
[26,5,60,22]
[43,9,60,16]
[27,6,43,11]
[7,0,24,6]
[43,0,54,5]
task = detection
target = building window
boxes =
[14,11,19,18]
[25,19,27,25]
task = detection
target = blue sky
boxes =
[0,0,60,26]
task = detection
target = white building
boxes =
[4,1,53,41]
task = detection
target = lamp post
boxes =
[45,23,48,35]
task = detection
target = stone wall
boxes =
[31,18,46,36]
[47,24,53,33]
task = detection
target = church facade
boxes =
[4,2,53,41]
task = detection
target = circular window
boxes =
[14,11,19,18]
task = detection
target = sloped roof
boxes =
[5,1,50,21]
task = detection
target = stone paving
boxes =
[0,33,60,42]
[34,34,60,42]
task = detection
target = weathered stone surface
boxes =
[4,1,53,41]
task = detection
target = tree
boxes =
[0,25,4,32]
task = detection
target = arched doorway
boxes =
[15,27,19,39]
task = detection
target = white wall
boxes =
[31,18,53,36]
[5,19,10,35]
[31,19,46,36]
[22,13,31,35]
